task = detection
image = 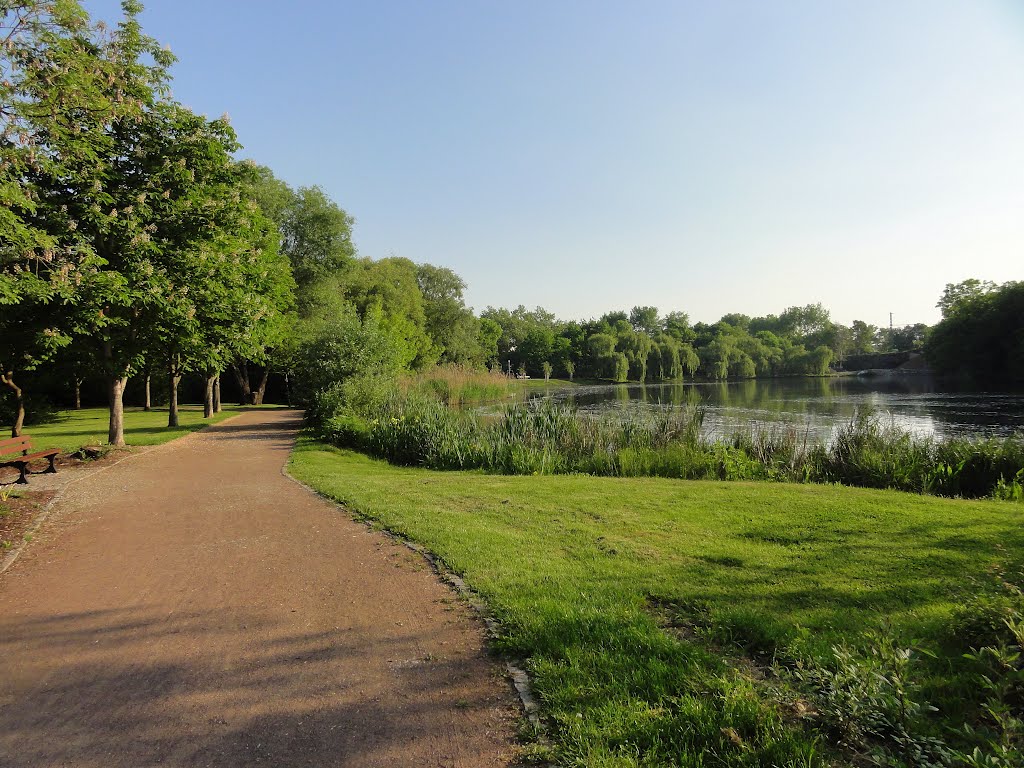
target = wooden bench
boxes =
[0,435,59,485]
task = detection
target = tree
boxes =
[617,328,654,382]
[850,320,878,355]
[719,313,751,331]
[282,185,355,292]
[541,361,552,382]
[119,103,284,427]
[612,352,629,383]
[290,301,411,407]
[587,333,616,378]
[416,263,486,366]
[936,279,997,320]
[700,339,731,380]
[629,305,660,336]
[477,318,501,367]
[891,323,928,351]
[927,281,1023,381]
[339,257,436,368]
[520,327,554,376]
[1,1,122,433]
[663,311,695,343]
[2,0,178,445]
[238,168,355,403]
[779,303,830,339]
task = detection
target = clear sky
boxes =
[83,1,1024,326]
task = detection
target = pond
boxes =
[522,375,1024,443]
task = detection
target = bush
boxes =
[785,633,954,766]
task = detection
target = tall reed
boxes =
[315,387,1024,500]
[403,365,516,406]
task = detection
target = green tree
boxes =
[663,311,695,343]
[282,185,356,293]
[628,305,660,336]
[936,279,997,319]
[0,0,150,434]
[290,301,411,407]
[339,257,436,368]
[850,320,878,355]
[803,345,835,376]
[700,339,732,380]
[3,0,179,444]
[520,327,555,377]
[477,318,501,367]
[416,263,487,366]
[587,333,616,378]
[237,168,355,402]
[927,281,1023,381]
[119,104,293,426]
[719,313,751,331]
[612,352,629,383]
[618,328,654,382]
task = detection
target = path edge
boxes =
[279,457,550,749]
[0,412,247,577]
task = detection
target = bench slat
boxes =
[15,448,59,462]
[0,436,32,456]
[0,435,58,484]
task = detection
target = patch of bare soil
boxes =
[0,489,53,550]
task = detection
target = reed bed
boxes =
[402,364,516,406]
[315,384,1024,500]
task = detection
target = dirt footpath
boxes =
[0,410,519,767]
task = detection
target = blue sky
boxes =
[84,1,1024,326]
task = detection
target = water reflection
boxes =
[524,377,1024,442]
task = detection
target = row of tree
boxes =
[1,1,300,441]
[1,1,505,440]
[479,303,930,382]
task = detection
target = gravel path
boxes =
[0,409,518,767]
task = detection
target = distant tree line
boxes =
[479,303,930,383]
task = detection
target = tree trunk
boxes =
[231,362,252,406]
[167,369,181,428]
[73,377,82,410]
[203,372,216,418]
[108,375,128,446]
[2,371,25,438]
[213,374,222,414]
[254,365,270,406]
[144,374,151,411]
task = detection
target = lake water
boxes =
[522,376,1024,442]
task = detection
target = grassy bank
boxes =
[320,391,1024,500]
[8,405,250,452]
[291,441,1024,767]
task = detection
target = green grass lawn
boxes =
[13,405,255,452]
[290,440,1024,767]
